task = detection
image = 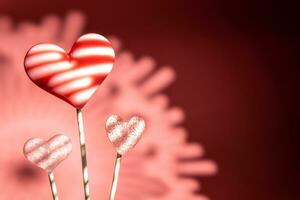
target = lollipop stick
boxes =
[48,172,59,200]
[76,109,91,200]
[109,153,122,200]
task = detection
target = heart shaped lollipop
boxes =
[23,134,72,172]
[24,33,115,109]
[105,115,146,155]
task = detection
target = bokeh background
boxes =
[0,0,298,200]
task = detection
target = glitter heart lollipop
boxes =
[105,115,145,200]
[106,115,146,155]
[24,33,115,109]
[23,134,72,200]
[23,134,72,172]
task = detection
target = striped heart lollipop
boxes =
[23,134,72,172]
[24,33,115,109]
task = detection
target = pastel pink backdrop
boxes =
[0,12,217,200]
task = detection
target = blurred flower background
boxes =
[0,12,217,200]
[0,1,298,200]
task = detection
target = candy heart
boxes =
[23,134,72,172]
[24,33,115,109]
[105,115,145,155]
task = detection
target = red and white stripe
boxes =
[24,33,115,109]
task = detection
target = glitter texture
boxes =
[23,135,72,172]
[106,115,145,155]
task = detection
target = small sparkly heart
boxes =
[23,134,72,172]
[105,115,145,155]
[24,33,115,109]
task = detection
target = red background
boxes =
[0,1,298,199]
